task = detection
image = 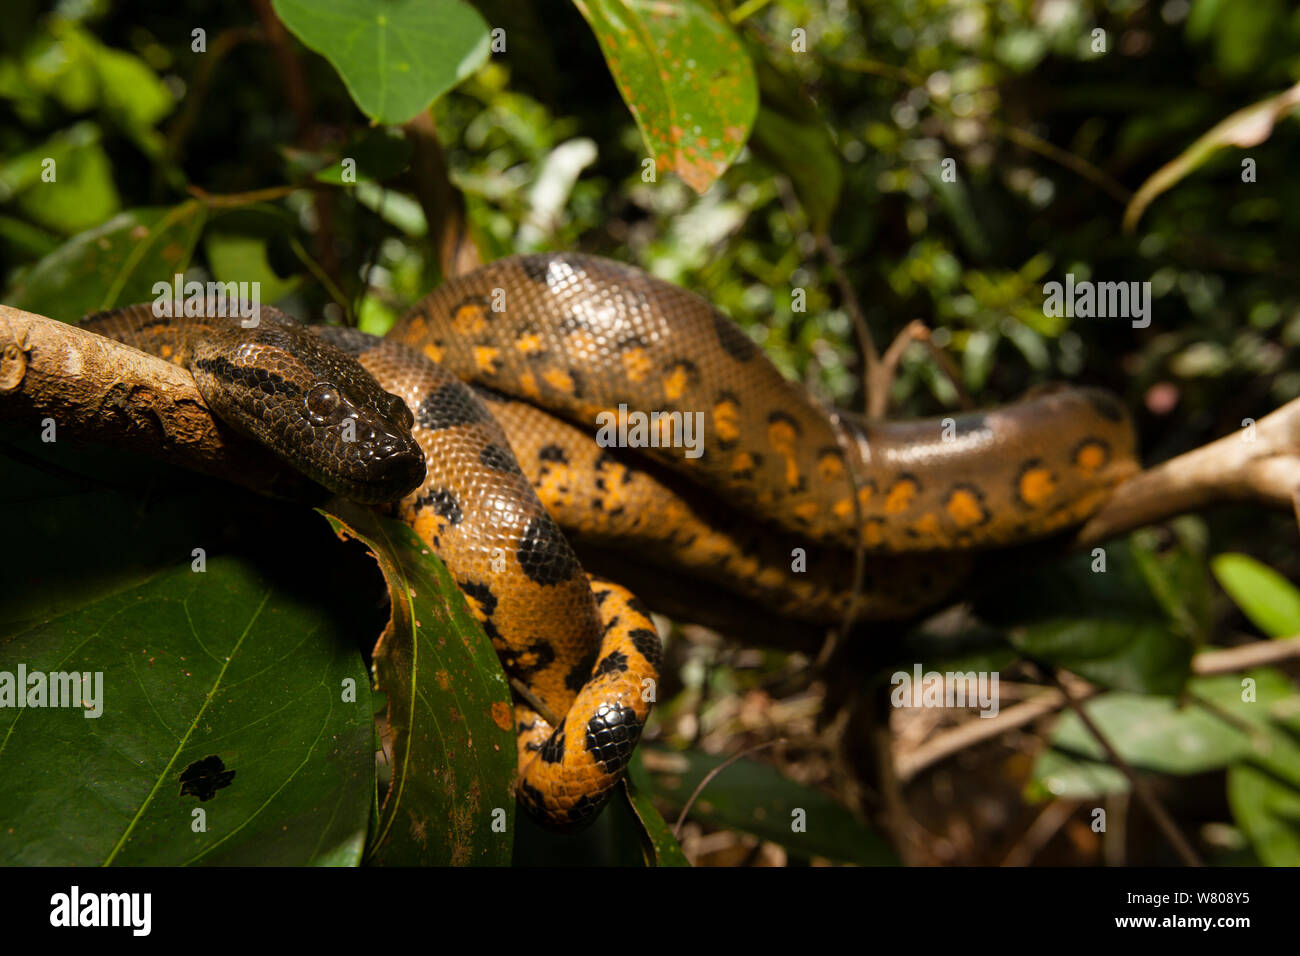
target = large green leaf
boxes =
[634,747,897,865]
[3,202,206,321]
[1033,669,1300,797]
[6,123,121,235]
[622,778,689,866]
[977,537,1194,695]
[272,0,491,124]
[1212,552,1300,638]
[0,451,374,866]
[323,504,516,866]
[1228,763,1300,867]
[573,0,757,193]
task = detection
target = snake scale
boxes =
[79,253,1138,829]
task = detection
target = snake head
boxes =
[189,317,426,504]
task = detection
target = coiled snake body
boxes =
[82,253,1138,829]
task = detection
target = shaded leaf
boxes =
[635,747,897,865]
[1040,670,1300,778]
[0,451,374,866]
[1228,763,1300,867]
[574,0,757,193]
[621,777,689,866]
[272,0,491,124]
[1123,80,1300,233]
[978,539,1194,695]
[322,503,515,866]
[4,202,206,320]
[313,128,414,185]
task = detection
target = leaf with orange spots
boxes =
[573,0,757,193]
[321,501,515,866]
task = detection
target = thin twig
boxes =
[1000,798,1081,866]
[509,677,559,727]
[995,123,1132,205]
[672,739,783,840]
[895,634,1300,782]
[1047,669,1203,867]
[816,232,882,411]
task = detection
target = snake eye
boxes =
[306,383,341,425]
[387,393,414,430]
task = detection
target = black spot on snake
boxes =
[593,650,629,678]
[626,595,654,620]
[629,628,662,668]
[584,703,641,776]
[712,309,759,361]
[516,515,581,586]
[479,443,524,475]
[500,639,557,678]
[564,794,602,828]
[520,255,552,284]
[595,451,637,483]
[519,780,548,810]
[420,487,463,525]
[1086,390,1126,423]
[767,409,802,435]
[416,383,489,431]
[565,648,599,693]
[456,579,502,642]
[538,444,568,464]
[539,729,566,764]
[469,383,515,405]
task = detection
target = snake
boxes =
[78,252,1139,829]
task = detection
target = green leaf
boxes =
[1228,763,1300,867]
[1039,670,1300,779]
[978,539,1194,695]
[1123,80,1300,233]
[6,123,121,235]
[1029,748,1128,800]
[1212,552,1300,638]
[313,128,414,185]
[272,0,491,124]
[4,203,206,321]
[321,504,515,866]
[0,456,374,866]
[635,748,897,865]
[573,0,757,193]
[621,777,689,866]
[748,57,841,232]
[204,224,301,307]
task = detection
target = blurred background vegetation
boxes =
[3,0,1300,866]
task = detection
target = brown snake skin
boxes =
[79,252,1139,829]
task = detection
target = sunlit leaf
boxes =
[1211,552,1300,638]
[272,0,491,124]
[1123,81,1300,233]
[573,0,757,193]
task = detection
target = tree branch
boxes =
[0,306,306,499]
[1074,396,1300,548]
